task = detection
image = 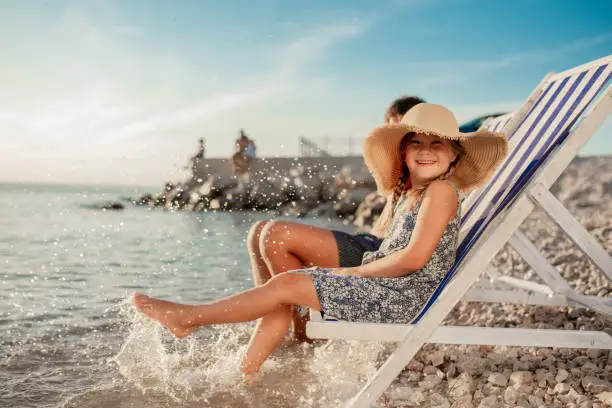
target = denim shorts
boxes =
[331,230,384,267]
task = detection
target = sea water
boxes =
[0,183,388,408]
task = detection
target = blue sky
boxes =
[1,0,610,186]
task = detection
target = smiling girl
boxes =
[132,103,508,382]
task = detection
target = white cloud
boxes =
[0,7,368,185]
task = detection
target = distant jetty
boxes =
[129,156,386,228]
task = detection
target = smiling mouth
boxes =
[416,159,437,165]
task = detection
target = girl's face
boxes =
[404,133,458,186]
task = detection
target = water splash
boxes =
[111,298,389,407]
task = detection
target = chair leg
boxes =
[509,231,612,315]
[528,183,612,282]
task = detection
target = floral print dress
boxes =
[297,180,461,324]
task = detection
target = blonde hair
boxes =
[372,132,464,236]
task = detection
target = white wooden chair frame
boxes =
[306,56,612,407]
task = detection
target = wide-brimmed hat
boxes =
[363,103,508,194]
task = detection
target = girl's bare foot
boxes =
[133,293,197,338]
[243,370,262,385]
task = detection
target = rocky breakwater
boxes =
[130,159,385,226]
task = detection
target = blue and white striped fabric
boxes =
[411,56,612,324]
[480,112,515,134]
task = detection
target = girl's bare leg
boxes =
[247,220,273,286]
[243,220,292,379]
[133,272,321,338]
[241,305,292,380]
[260,221,339,341]
[240,220,339,378]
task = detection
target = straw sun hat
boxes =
[363,103,508,194]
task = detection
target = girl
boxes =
[247,96,425,343]
[133,103,508,382]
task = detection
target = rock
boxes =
[388,386,425,406]
[571,356,590,368]
[554,383,571,394]
[481,383,502,397]
[582,376,612,393]
[405,362,424,372]
[527,394,544,406]
[458,357,489,376]
[542,356,557,369]
[419,374,443,390]
[100,202,124,210]
[248,178,284,210]
[503,387,519,404]
[448,373,475,398]
[429,350,446,367]
[596,391,612,404]
[353,192,386,229]
[509,371,534,387]
[333,196,360,217]
[405,371,422,383]
[446,363,458,379]
[487,373,508,387]
[567,387,582,402]
[556,369,570,383]
[583,362,602,374]
[586,349,605,360]
[307,201,336,217]
[535,371,555,388]
[534,388,546,398]
[570,367,583,377]
[477,395,499,408]
[515,384,534,394]
[450,395,473,408]
[429,392,451,408]
[388,385,411,400]
[423,365,438,375]
[512,360,532,371]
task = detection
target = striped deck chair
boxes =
[480,111,515,133]
[306,55,612,407]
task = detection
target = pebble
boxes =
[503,387,519,404]
[388,386,424,406]
[582,376,612,393]
[556,368,570,383]
[487,373,508,387]
[510,371,533,387]
[477,395,499,408]
[450,395,473,408]
[419,375,443,390]
[448,373,474,398]
[429,392,451,408]
[406,362,424,372]
[423,365,438,375]
[596,391,612,404]
[481,383,502,397]
[429,350,445,367]
[554,383,571,394]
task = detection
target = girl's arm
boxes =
[344,180,458,278]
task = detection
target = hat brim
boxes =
[363,124,508,194]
